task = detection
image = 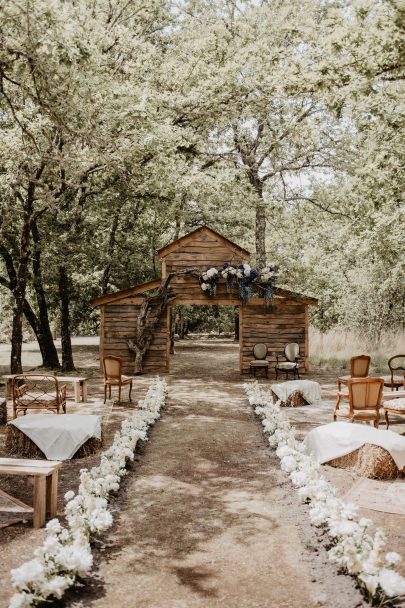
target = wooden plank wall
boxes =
[164,231,247,304]
[241,301,307,373]
[102,303,168,374]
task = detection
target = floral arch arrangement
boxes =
[200,262,278,304]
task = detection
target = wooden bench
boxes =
[0,458,62,528]
[4,374,88,403]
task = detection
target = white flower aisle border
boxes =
[8,377,168,608]
[244,381,405,605]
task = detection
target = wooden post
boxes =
[304,304,309,371]
[99,306,105,373]
[73,381,81,403]
[33,476,46,528]
[82,380,88,402]
[46,471,58,516]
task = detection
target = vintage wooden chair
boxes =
[275,343,301,380]
[335,355,371,410]
[12,375,67,419]
[383,354,405,391]
[102,355,133,403]
[249,343,269,378]
[333,377,384,428]
[338,355,371,389]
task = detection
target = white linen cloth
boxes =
[271,380,322,404]
[384,398,405,411]
[304,422,405,470]
[9,414,101,460]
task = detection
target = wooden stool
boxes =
[0,458,62,528]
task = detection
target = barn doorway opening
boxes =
[168,304,240,377]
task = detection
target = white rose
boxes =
[386,552,401,566]
[201,283,209,291]
[359,573,378,595]
[8,593,35,608]
[202,273,208,280]
[378,568,405,597]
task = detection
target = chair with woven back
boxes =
[333,377,384,428]
[383,354,405,391]
[12,375,67,419]
[102,356,133,403]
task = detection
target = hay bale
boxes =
[0,399,7,425]
[272,390,308,408]
[5,424,103,460]
[327,444,403,480]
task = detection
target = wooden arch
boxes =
[92,226,317,374]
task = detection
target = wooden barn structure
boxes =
[91,226,318,374]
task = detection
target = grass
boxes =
[309,327,405,373]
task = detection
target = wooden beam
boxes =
[91,279,162,308]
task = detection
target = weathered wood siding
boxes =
[102,303,168,374]
[241,301,307,373]
[164,230,247,304]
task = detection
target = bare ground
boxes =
[1,338,405,608]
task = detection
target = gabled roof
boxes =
[274,287,318,305]
[157,225,250,259]
[91,278,161,308]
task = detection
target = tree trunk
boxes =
[234,307,239,341]
[173,193,186,241]
[58,266,75,372]
[169,306,175,355]
[31,221,61,369]
[255,203,267,269]
[0,247,59,369]
[101,208,120,295]
[10,298,24,374]
[10,210,32,373]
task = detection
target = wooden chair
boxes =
[275,343,301,380]
[12,375,67,419]
[338,355,371,390]
[249,343,269,378]
[383,355,405,391]
[102,356,133,403]
[335,355,371,410]
[333,377,384,428]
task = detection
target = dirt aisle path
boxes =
[75,340,360,608]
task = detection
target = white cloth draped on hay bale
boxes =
[7,414,101,460]
[304,422,405,479]
[271,380,322,406]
